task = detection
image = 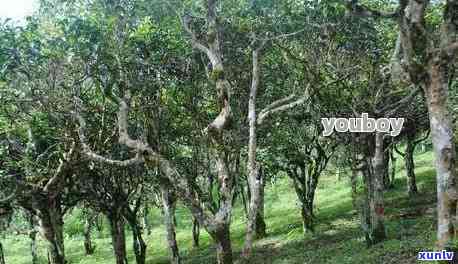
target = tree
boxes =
[284,125,335,233]
[0,203,12,264]
[71,1,238,261]
[82,208,96,255]
[1,134,78,264]
[160,183,181,264]
[346,0,458,250]
[0,16,86,264]
[241,33,306,259]
[78,161,148,264]
[394,129,430,196]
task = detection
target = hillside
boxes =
[3,151,437,264]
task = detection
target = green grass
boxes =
[3,151,438,263]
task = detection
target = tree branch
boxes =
[375,86,421,115]
[75,110,144,167]
[43,141,76,193]
[74,97,214,227]
[413,129,430,146]
[259,94,297,114]
[388,32,412,84]
[344,0,399,19]
[117,97,153,153]
[257,97,307,125]
[257,84,309,126]
[394,144,405,157]
[182,14,220,67]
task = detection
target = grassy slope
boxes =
[3,151,437,264]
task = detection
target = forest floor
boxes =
[3,151,438,264]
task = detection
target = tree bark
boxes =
[239,183,248,217]
[0,241,5,264]
[361,175,372,246]
[21,145,75,264]
[130,220,146,264]
[108,212,128,264]
[30,229,38,264]
[389,143,396,188]
[83,213,95,255]
[241,43,264,261]
[289,166,314,234]
[195,1,236,261]
[306,167,320,219]
[29,215,38,264]
[192,217,200,248]
[37,199,66,264]
[370,132,387,244]
[240,34,306,249]
[357,151,372,246]
[161,186,181,264]
[396,0,458,250]
[254,177,266,239]
[255,211,266,239]
[210,225,233,264]
[95,214,104,238]
[300,200,313,234]
[427,64,458,250]
[350,147,360,210]
[142,206,152,236]
[354,133,384,246]
[122,205,147,264]
[405,133,418,196]
[383,147,391,189]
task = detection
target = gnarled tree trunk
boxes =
[83,213,95,255]
[95,214,104,238]
[383,146,391,189]
[240,43,264,261]
[398,0,458,250]
[29,217,38,264]
[350,147,360,210]
[353,133,386,246]
[426,64,457,249]
[289,165,315,234]
[122,204,147,264]
[405,133,418,196]
[300,201,313,234]
[370,132,387,243]
[255,177,266,239]
[108,212,128,264]
[30,229,38,264]
[129,220,146,264]
[142,206,151,236]
[161,186,180,264]
[210,225,233,264]
[354,146,372,246]
[192,217,200,248]
[37,199,66,264]
[0,241,5,264]
[389,143,396,188]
